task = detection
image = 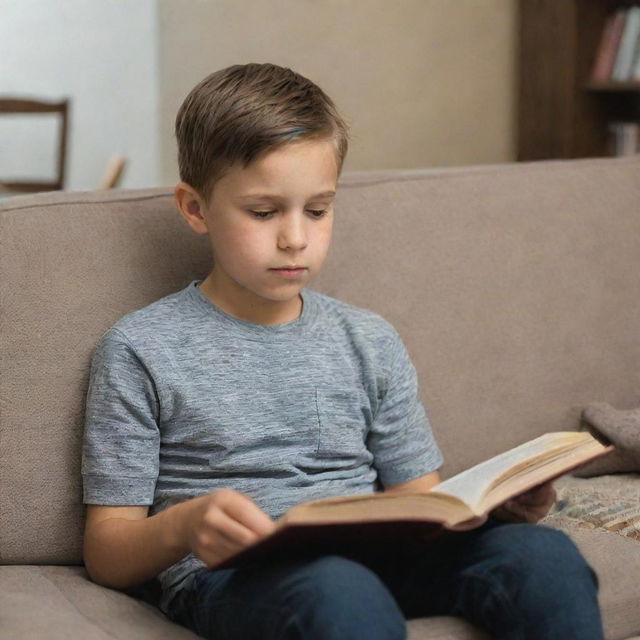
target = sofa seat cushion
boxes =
[407,617,490,639]
[1,565,491,639]
[0,565,199,640]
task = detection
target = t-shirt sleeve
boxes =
[82,328,160,505]
[367,326,444,487]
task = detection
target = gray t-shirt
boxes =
[82,280,443,614]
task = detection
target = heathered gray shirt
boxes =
[82,280,443,614]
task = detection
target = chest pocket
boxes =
[314,386,370,459]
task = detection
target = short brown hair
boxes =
[175,63,349,202]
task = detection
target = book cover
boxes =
[211,432,613,570]
[595,9,629,82]
[591,14,617,83]
[613,7,640,81]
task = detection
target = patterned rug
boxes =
[542,474,640,542]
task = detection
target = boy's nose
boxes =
[277,213,308,251]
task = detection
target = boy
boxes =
[82,63,603,640]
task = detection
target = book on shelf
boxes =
[633,23,640,81]
[607,121,640,155]
[212,431,613,570]
[591,10,627,83]
[591,6,640,84]
[613,6,640,81]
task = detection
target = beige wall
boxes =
[159,0,517,184]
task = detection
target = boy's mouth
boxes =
[270,266,307,278]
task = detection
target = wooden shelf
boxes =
[518,0,639,161]
[585,82,640,93]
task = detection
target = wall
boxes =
[158,0,517,183]
[1,0,517,191]
[0,0,160,190]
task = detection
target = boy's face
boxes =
[176,138,338,325]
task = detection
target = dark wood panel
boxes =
[517,0,637,160]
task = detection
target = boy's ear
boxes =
[174,182,209,235]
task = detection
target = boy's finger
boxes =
[518,482,556,505]
[222,492,277,537]
[214,513,265,547]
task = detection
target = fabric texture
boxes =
[3,156,640,569]
[82,280,443,614]
[3,155,640,639]
[574,403,640,477]
[542,474,640,639]
[0,565,490,640]
[166,519,602,640]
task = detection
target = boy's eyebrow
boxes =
[237,190,336,200]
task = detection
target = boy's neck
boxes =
[197,277,303,326]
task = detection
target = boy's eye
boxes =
[249,209,328,219]
[250,210,276,219]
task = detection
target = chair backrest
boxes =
[0,97,69,193]
[99,154,126,189]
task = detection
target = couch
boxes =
[2,155,639,639]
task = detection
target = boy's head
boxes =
[174,63,349,325]
[175,63,349,204]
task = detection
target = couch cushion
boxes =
[3,560,634,639]
[1,156,639,568]
[0,565,200,639]
[316,156,640,476]
[0,565,490,639]
[0,189,211,565]
[407,617,490,639]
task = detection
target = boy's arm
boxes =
[384,471,441,494]
[366,325,444,488]
[84,489,276,589]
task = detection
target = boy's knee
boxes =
[299,554,391,602]
[515,524,588,564]
[287,555,406,639]
[488,523,597,588]
[462,524,602,638]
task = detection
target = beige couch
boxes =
[2,156,639,639]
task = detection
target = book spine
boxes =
[607,122,640,156]
[591,14,616,83]
[612,7,640,81]
[632,19,640,81]
[604,9,631,82]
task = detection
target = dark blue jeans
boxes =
[166,519,603,640]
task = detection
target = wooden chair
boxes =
[98,154,126,190]
[0,97,69,193]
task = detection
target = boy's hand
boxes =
[490,481,557,524]
[185,489,277,569]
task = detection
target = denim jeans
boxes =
[166,518,604,640]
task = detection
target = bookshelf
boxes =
[517,0,640,161]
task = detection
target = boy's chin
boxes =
[259,290,304,304]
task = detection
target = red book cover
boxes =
[591,9,628,83]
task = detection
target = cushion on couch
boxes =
[2,155,640,639]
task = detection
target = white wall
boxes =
[0,0,160,190]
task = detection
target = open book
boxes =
[213,431,613,570]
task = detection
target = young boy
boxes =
[82,63,603,640]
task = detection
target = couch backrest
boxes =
[1,156,639,565]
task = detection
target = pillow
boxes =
[573,402,640,477]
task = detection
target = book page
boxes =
[430,432,598,512]
[282,489,473,527]
[477,437,612,512]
